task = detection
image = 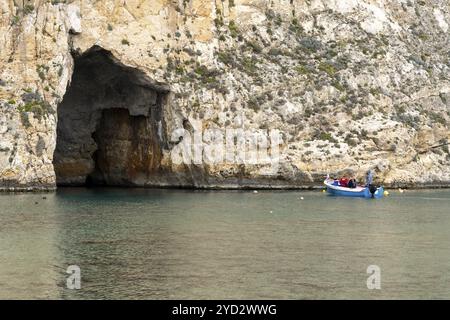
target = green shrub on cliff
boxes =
[23,5,35,15]
[37,65,49,81]
[318,62,337,76]
[317,132,338,143]
[246,41,263,54]
[20,112,31,128]
[17,99,55,122]
[11,15,20,26]
[239,57,259,76]
[228,20,239,38]
[428,111,447,126]
[217,51,234,66]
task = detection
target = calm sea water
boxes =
[0,188,449,299]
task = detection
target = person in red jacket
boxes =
[339,176,349,187]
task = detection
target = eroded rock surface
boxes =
[0,0,449,190]
[53,47,168,186]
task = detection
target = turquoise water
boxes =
[0,188,449,299]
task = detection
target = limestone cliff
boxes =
[0,0,449,190]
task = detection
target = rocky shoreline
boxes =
[2,181,449,193]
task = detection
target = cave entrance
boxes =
[54,46,169,187]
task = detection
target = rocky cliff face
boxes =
[0,0,449,190]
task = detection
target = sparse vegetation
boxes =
[37,65,49,81]
[428,111,447,126]
[295,65,310,75]
[228,20,239,38]
[246,40,263,54]
[217,51,234,66]
[298,37,322,54]
[247,97,260,111]
[23,4,35,15]
[289,18,304,35]
[11,15,20,26]
[239,57,258,76]
[17,99,55,122]
[57,64,64,77]
[345,135,358,147]
[331,81,345,92]
[20,112,31,128]
[194,65,221,85]
[265,9,275,21]
[317,132,338,143]
[318,62,337,76]
[268,48,283,56]
[370,88,382,96]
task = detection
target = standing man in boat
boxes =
[366,169,378,198]
[366,169,374,187]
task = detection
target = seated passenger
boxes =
[339,177,349,187]
[348,178,357,189]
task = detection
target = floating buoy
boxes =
[300,197,304,200]
[322,189,326,193]
[270,210,273,214]
[398,188,404,193]
[253,190,258,194]
[384,190,390,196]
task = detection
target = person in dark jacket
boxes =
[347,178,357,188]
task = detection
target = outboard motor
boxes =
[369,185,377,198]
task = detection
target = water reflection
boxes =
[0,193,61,299]
[0,188,449,299]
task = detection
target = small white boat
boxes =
[324,177,384,199]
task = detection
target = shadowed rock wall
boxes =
[54,47,167,186]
